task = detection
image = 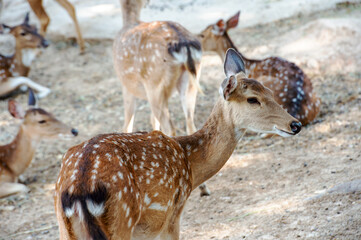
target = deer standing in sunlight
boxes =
[27,0,85,52]
[55,49,301,240]
[198,11,320,125]
[0,89,78,198]
[113,0,202,136]
[0,13,51,98]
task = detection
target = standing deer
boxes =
[0,13,51,98]
[27,0,85,52]
[0,89,78,198]
[113,0,202,136]
[55,49,301,240]
[198,11,320,125]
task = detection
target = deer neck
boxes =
[12,45,32,76]
[175,99,246,189]
[121,0,142,27]
[220,32,253,68]
[3,125,38,177]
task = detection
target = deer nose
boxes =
[290,121,301,134]
[71,128,78,136]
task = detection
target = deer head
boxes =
[8,89,78,140]
[198,11,240,60]
[221,49,301,136]
[2,13,49,49]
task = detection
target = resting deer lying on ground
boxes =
[55,49,301,240]
[113,0,202,136]
[27,0,85,52]
[198,11,320,126]
[0,89,78,198]
[0,13,51,98]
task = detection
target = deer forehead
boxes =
[235,76,271,96]
[25,108,52,118]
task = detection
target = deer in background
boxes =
[27,0,85,52]
[198,11,320,126]
[0,89,78,198]
[113,0,202,136]
[0,13,51,98]
[55,49,301,240]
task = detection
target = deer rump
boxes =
[166,22,202,78]
[61,184,109,240]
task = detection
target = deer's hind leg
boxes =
[122,88,137,133]
[145,83,175,136]
[55,0,85,52]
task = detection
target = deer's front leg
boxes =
[3,77,51,98]
[0,182,30,198]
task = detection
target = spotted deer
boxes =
[113,0,202,136]
[198,11,320,125]
[0,13,51,98]
[0,89,78,198]
[0,90,78,198]
[27,0,85,52]
[55,49,301,240]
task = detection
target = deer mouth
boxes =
[58,133,77,140]
[274,126,295,137]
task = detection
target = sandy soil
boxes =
[1,1,361,240]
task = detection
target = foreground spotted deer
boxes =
[0,89,78,198]
[55,49,301,240]
[199,11,320,125]
[27,0,85,52]
[0,13,51,98]
[113,0,202,136]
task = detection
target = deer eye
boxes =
[20,31,27,36]
[247,98,260,105]
[38,120,46,124]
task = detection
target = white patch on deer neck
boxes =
[21,49,38,67]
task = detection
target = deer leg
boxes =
[122,88,136,133]
[177,71,197,135]
[27,0,50,34]
[146,86,175,136]
[54,195,72,240]
[1,77,51,98]
[160,214,181,240]
[55,0,85,52]
[0,182,29,198]
[150,113,161,131]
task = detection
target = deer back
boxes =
[113,21,201,99]
[56,131,192,238]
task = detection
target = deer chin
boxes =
[273,126,294,138]
[58,133,76,140]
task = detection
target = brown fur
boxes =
[0,17,50,98]
[0,101,76,198]
[27,0,84,52]
[55,71,300,239]
[199,12,321,125]
[113,0,202,136]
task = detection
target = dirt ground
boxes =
[1,2,361,240]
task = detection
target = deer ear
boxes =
[219,75,238,100]
[28,88,38,107]
[212,19,226,36]
[24,12,30,25]
[226,11,240,30]
[224,48,245,78]
[1,24,12,33]
[8,100,25,119]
